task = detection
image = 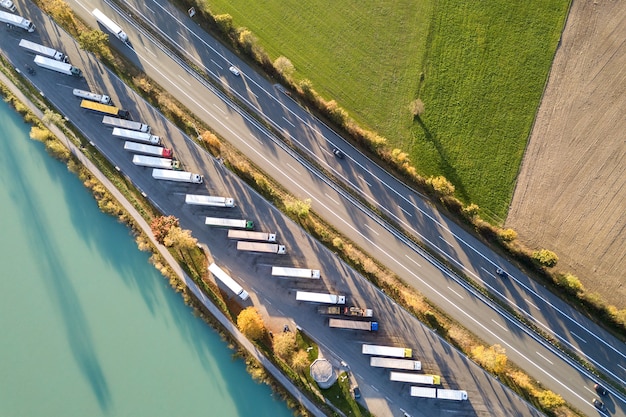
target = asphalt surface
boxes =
[2,1,624,416]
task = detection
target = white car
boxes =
[228,66,240,76]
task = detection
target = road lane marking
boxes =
[324,193,340,205]
[282,117,295,128]
[385,396,393,403]
[399,205,413,216]
[286,163,299,174]
[619,364,626,372]
[144,48,156,57]
[448,287,464,299]
[177,74,191,86]
[405,255,421,268]
[210,59,223,70]
[212,103,226,114]
[491,319,509,332]
[438,236,453,247]
[571,332,587,344]
[357,175,372,187]
[176,31,189,43]
[371,385,379,392]
[363,224,380,236]
[536,352,554,365]
[145,5,154,13]
[524,298,540,311]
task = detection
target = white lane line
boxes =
[210,59,223,70]
[282,117,295,128]
[619,364,626,372]
[250,133,263,145]
[405,254,421,268]
[491,319,509,332]
[536,351,554,365]
[371,385,379,392]
[265,299,272,305]
[144,48,157,58]
[385,396,393,403]
[571,332,587,344]
[358,175,372,187]
[176,31,189,43]
[363,224,380,236]
[448,286,464,300]
[212,103,226,114]
[145,5,154,13]
[399,205,413,217]
[438,236,453,247]
[178,75,191,86]
[524,298,540,311]
[286,163,299,173]
[324,193,340,205]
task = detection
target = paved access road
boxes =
[5,0,623,416]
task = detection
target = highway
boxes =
[4,0,624,416]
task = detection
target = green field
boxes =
[203,0,569,220]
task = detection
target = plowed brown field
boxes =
[507,0,626,309]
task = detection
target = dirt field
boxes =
[507,0,626,310]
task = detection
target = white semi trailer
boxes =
[33,55,81,76]
[369,357,421,371]
[435,389,468,401]
[361,344,412,358]
[205,217,254,230]
[208,263,249,301]
[295,291,345,305]
[389,372,440,385]
[0,0,16,12]
[19,39,67,62]
[236,241,286,255]
[328,318,378,331]
[133,155,179,170]
[185,194,235,208]
[102,116,150,133]
[112,127,159,144]
[152,169,203,184]
[0,10,34,31]
[271,266,320,279]
[410,387,437,399]
[124,141,172,158]
[73,88,111,104]
[92,8,128,42]
[227,230,275,242]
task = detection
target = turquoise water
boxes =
[0,99,293,417]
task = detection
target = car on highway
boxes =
[352,386,361,400]
[594,383,607,396]
[495,267,508,278]
[592,398,605,410]
[228,65,240,76]
[332,148,344,159]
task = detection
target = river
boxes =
[0,98,293,417]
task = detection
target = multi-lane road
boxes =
[5,0,625,416]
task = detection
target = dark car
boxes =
[332,148,345,159]
[592,398,605,410]
[495,267,508,278]
[594,383,608,396]
[353,387,361,399]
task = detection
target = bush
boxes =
[532,249,559,268]
[555,273,583,295]
[237,307,266,341]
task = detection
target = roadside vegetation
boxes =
[6,1,621,416]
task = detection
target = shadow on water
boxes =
[1,110,111,411]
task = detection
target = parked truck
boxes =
[186,194,235,208]
[409,387,437,399]
[152,168,203,183]
[92,8,128,42]
[34,55,81,76]
[132,155,179,170]
[208,262,249,301]
[124,141,172,158]
[81,100,129,118]
[0,10,34,31]
[73,88,111,104]
[0,0,16,12]
[390,372,440,385]
[435,389,468,401]
[361,344,412,358]
[112,127,159,144]
[19,39,67,62]
[271,266,320,279]
[296,291,346,305]
[205,217,254,230]
[236,241,286,255]
[369,357,421,371]
[328,318,378,331]
[102,116,149,133]
[317,306,372,317]
[227,230,275,242]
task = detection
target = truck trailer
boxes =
[92,8,128,42]
[0,10,34,31]
[435,389,468,401]
[102,116,149,133]
[208,262,249,301]
[317,306,372,317]
[271,266,320,279]
[296,291,346,305]
[369,356,421,371]
[389,372,440,385]
[236,241,286,255]
[227,230,275,242]
[409,387,437,399]
[328,318,378,331]
[205,217,254,230]
[185,194,235,208]
[361,344,412,358]
[124,141,172,158]
[132,155,179,170]
[112,127,159,144]
[0,0,16,12]
[34,55,81,76]
[152,168,202,183]
[81,100,128,118]
[19,39,67,62]
[73,88,111,104]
